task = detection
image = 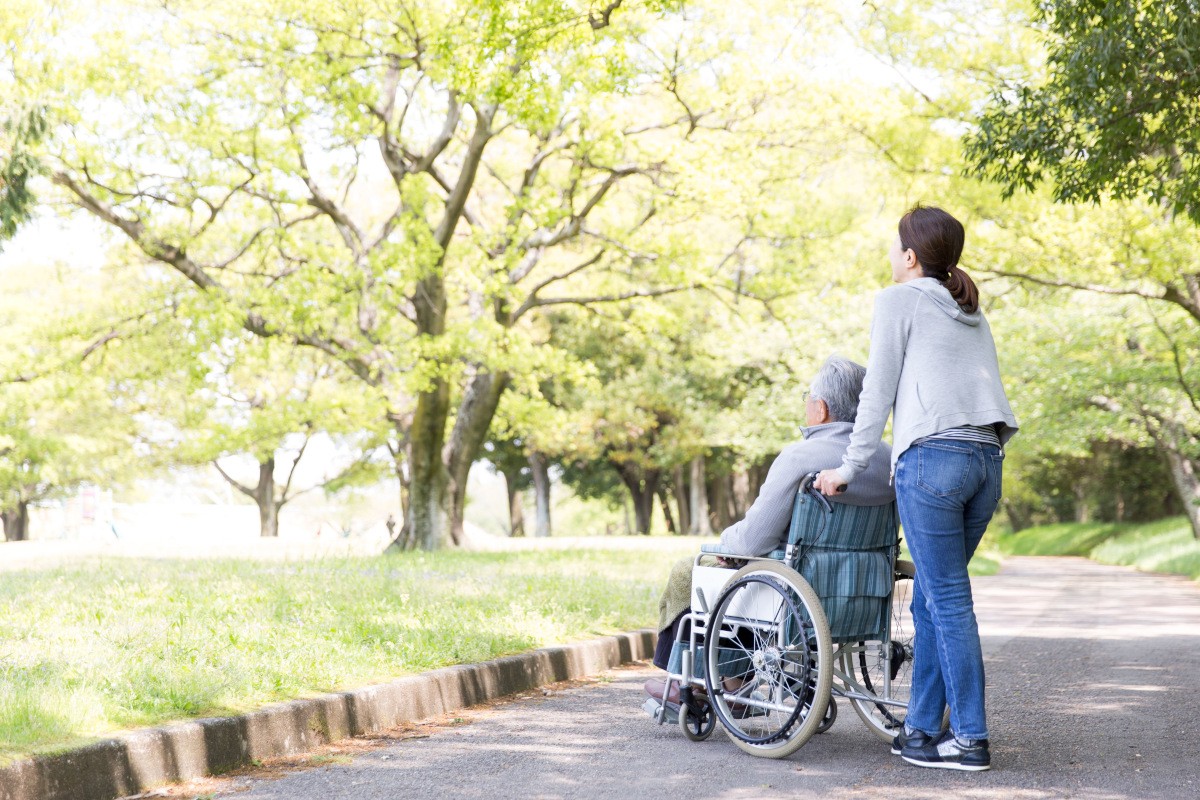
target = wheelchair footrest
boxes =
[643,697,679,725]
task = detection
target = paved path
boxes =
[192,557,1199,800]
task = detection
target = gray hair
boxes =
[809,355,867,423]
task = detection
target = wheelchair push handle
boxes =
[799,471,847,495]
[798,471,844,514]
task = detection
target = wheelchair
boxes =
[647,473,915,759]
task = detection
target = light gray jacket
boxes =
[836,278,1019,484]
[719,422,893,556]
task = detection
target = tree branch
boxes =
[290,127,366,258]
[434,103,494,250]
[981,266,1200,323]
[410,91,460,174]
[53,170,381,386]
[510,249,606,319]
[213,459,257,499]
[519,284,696,316]
[517,165,643,252]
[589,0,625,30]
[277,434,311,506]
[51,170,219,291]
[1145,300,1200,415]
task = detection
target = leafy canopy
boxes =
[966,0,1200,222]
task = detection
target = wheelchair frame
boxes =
[648,474,916,758]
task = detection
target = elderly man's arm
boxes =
[718,443,823,556]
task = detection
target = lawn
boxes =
[0,542,702,761]
[0,531,1005,762]
[995,516,1200,580]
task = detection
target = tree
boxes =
[172,340,390,538]
[957,0,1200,535]
[1,0,710,550]
[481,435,532,537]
[0,260,141,540]
[839,0,1200,536]
[966,0,1200,224]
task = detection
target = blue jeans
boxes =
[895,440,1003,741]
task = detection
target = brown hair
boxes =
[898,205,979,313]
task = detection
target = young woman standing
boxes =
[815,205,1018,771]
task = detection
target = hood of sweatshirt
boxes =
[907,277,981,327]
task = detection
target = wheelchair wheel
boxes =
[815,697,837,734]
[679,698,716,741]
[703,560,832,759]
[844,559,916,742]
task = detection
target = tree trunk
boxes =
[617,464,660,535]
[731,469,751,521]
[387,461,416,551]
[409,380,452,551]
[501,464,525,537]
[1,500,30,541]
[445,371,511,548]
[747,454,776,504]
[658,486,677,534]
[708,473,733,532]
[256,458,279,538]
[1163,449,1200,539]
[1073,483,1091,524]
[529,451,551,538]
[688,456,712,535]
[634,492,653,534]
[1002,498,1032,534]
[672,465,691,535]
[213,456,282,538]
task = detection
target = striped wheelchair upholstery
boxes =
[782,493,899,644]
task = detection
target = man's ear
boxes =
[815,399,832,425]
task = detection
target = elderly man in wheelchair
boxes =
[644,355,914,758]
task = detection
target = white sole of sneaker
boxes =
[902,756,990,771]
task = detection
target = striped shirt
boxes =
[915,423,1002,449]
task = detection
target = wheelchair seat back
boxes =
[785,493,899,643]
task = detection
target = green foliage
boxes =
[0,0,1195,546]
[966,1,1200,222]
[0,261,142,525]
[0,108,45,247]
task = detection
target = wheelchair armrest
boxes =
[699,542,788,562]
[699,543,750,557]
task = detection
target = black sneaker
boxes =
[902,730,991,771]
[890,725,935,756]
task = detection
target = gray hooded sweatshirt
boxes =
[836,278,1018,484]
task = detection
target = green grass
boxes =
[0,542,700,761]
[994,521,1125,557]
[996,516,1200,580]
[0,530,1015,762]
[898,536,1002,577]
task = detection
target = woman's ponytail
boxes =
[898,205,978,313]
[945,265,979,314]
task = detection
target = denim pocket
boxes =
[988,450,1005,505]
[915,443,972,498]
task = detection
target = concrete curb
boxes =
[0,629,656,800]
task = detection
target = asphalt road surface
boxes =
[196,557,1200,800]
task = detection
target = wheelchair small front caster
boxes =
[679,699,716,741]
[816,697,837,734]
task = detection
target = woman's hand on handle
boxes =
[814,469,848,497]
